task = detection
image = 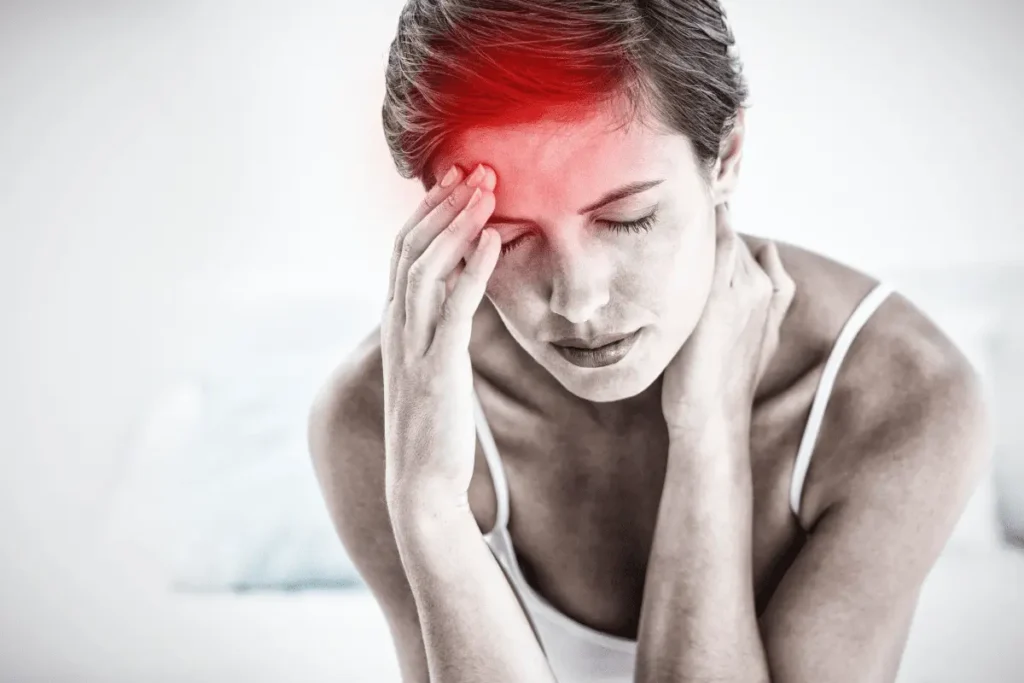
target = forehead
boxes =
[431,104,695,199]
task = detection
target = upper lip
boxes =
[550,330,636,349]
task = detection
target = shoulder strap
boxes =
[789,281,896,523]
[472,387,511,534]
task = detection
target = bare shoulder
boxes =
[827,288,987,493]
[307,326,431,682]
[772,240,991,529]
[305,323,385,505]
[307,323,398,568]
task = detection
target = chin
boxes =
[536,336,665,403]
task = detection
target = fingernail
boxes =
[440,165,459,188]
[467,164,487,188]
[482,168,497,191]
[467,187,482,208]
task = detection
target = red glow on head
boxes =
[414,17,648,168]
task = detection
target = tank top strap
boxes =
[789,281,896,525]
[472,387,511,535]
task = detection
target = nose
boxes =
[547,237,610,324]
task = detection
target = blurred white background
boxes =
[1,1,1022,681]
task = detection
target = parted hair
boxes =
[382,0,749,191]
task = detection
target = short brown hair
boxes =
[382,0,749,190]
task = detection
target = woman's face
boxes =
[430,105,729,403]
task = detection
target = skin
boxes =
[432,103,718,407]
[309,98,990,682]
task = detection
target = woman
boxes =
[308,2,990,681]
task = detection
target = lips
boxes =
[551,331,636,350]
[551,329,642,368]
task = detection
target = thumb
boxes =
[712,203,740,292]
[756,241,795,324]
[754,241,794,381]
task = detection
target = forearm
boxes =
[635,414,771,683]
[390,495,556,683]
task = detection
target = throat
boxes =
[576,373,664,431]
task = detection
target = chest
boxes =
[467,374,821,641]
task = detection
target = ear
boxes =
[709,108,746,206]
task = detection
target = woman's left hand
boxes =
[660,204,795,440]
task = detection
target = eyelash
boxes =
[497,211,658,257]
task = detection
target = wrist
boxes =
[666,409,750,476]
[668,409,727,453]
[666,401,732,443]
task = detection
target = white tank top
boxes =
[472,281,895,683]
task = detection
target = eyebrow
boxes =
[487,179,665,225]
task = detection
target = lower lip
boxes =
[552,329,641,368]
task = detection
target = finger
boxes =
[757,241,795,306]
[445,260,465,299]
[746,242,776,382]
[386,164,466,304]
[386,165,496,307]
[441,184,493,298]
[715,201,732,242]
[712,204,739,291]
[406,187,495,345]
[389,164,491,324]
[754,242,795,348]
[736,236,754,283]
[433,227,500,353]
[393,165,490,304]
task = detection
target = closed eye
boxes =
[498,211,658,257]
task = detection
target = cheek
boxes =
[482,261,514,299]
[640,216,716,314]
[670,222,715,278]
[671,225,716,315]
[480,271,528,321]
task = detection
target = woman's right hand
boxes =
[381,162,500,519]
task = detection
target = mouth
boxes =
[551,331,637,350]
[550,329,642,368]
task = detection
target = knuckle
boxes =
[438,298,457,325]
[406,262,425,288]
[400,235,418,261]
[445,190,460,209]
[421,191,440,211]
[444,216,463,236]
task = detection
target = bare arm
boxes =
[389,492,556,683]
[635,411,770,683]
[308,354,430,682]
[308,350,555,683]
[756,361,990,682]
[635,340,989,682]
